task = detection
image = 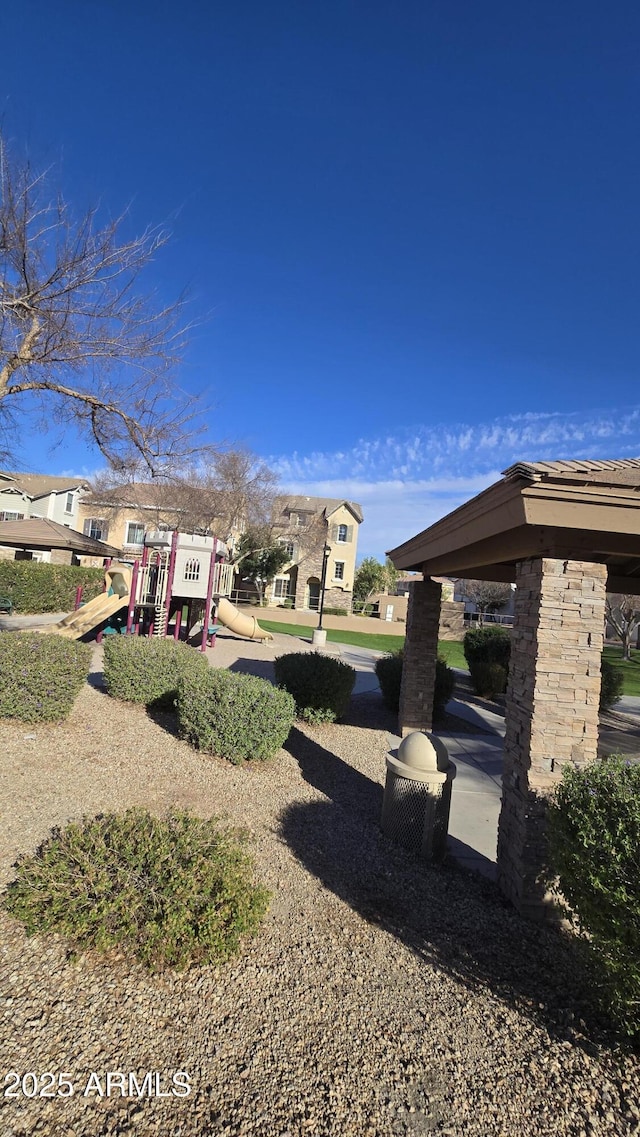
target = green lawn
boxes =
[256,619,405,653]
[603,646,640,696]
[256,617,469,664]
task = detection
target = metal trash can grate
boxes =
[381,732,456,862]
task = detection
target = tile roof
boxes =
[275,495,364,523]
[0,470,89,498]
[503,458,640,480]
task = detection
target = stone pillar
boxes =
[398,578,442,737]
[497,557,607,920]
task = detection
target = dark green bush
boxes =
[177,668,295,762]
[0,562,104,614]
[376,649,404,712]
[547,755,640,1037]
[274,651,356,723]
[2,808,269,972]
[0,632,91,722]
[434,657,456,718]
[463,626,511,668]
[103,636,209,711]
[323,606,348,616]
[464,627,511,697]
[375,649,455,720]
[600,657,624,712]
[469,660,508,698]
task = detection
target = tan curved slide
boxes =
[216,597,273,641]
[46,565,131,640]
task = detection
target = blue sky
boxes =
[3,1,640,558]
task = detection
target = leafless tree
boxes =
[171,450,280,540]
[0,129,205,474]
[458,579,513,626]
[606,594,640,661]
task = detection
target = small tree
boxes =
[606,594,640,661]
[353,557,388,612]
[384,556,401,594]
[458,579,513,626]
[234,528,289,605]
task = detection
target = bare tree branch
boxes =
[0,129,206,473]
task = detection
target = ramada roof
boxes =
[388,457,640,595]
[0,517,121,556]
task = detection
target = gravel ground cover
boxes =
[0,645,639,1136]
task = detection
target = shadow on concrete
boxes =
[228,657,276,683]
[278,737,610,1049]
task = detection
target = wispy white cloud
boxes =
[269,407,640,559]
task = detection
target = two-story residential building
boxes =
[264,495,363,613]
[0,471,90,561]
[76,481,245,566]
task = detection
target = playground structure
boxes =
[48,530,273,646]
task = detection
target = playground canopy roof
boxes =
[387,458,640,595]
[0,517,121,558]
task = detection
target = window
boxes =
[125,521,145,546]
[334,561,345,581]
[65,492,74,513]
[337,523,348,543]
[291,512,310,528]
[279,539,295,560]
[183,558,201,582]
[273,577,291,599]
[83,518,109,541]
[0,511,24,522]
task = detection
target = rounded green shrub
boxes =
[600,657,624,712]
[547,755,640,1037]
[177,668,295,763]
[274,651,356,723]
[375,649,455,720]
[2,808,270,972]
[103,635,209,711]
[463,626,511,668]
[0,632,91,722]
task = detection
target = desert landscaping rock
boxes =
[0,638,638,1135]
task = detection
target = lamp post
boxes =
[312,543,331,647]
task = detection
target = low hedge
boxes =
[2,808,270,972]
[103,636,209,711]
[0,562,104,614]
[375,649,455,720]
[177,668,295,763]
[274,651,356,723]
[0,631,91,722]
[547,755,640,1037]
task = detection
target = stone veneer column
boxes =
[398,578,442,737]
[497,557,607,920]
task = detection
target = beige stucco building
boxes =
[265,496,363,613]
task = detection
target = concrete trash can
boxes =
[381,731,456,862]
